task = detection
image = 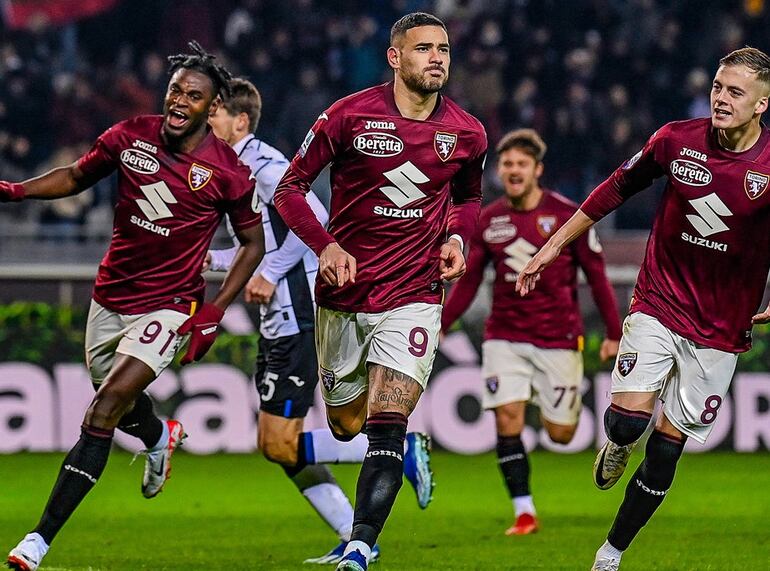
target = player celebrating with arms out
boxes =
[2,42,264,571]
[275,12,487,571]
[442,128,621,536]
[516,47,770,571]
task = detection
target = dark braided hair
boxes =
[167,40,233,99]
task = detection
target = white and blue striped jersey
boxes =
[210,135,328,339]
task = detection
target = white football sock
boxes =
[596,540,624,560]
[343,540,371,562]
[513,494,536,517]
[302,482,354,541]
[306,429,368,464]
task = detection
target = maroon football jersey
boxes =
[442,191,621,349]
[77,115,259,314]
[275,83,487,313]
[582,118,770,352]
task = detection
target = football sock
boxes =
[284,464,354,541]
[301,429,369,464]
[596,540,624,560]
[342,540,371,562]
[604,404,652,445]
[349,412,407,547]
[116,392,164,449]
[608,429,686,550]
[33,425,113,544]
[513,495,536,517]
[497,435,530,498]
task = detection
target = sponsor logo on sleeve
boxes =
[354,132,404,157]
[744,170,769,200]
[188,163,213,191]
[434,132,457,162]
[298,128,315,158]
[670,159,712,186]
[536,215,558,237]
[622,149,642,170]
[120,149,160,175]
[617,352,637,377]
[320,367,335,393]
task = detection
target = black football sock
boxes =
[604,404,652,445]
[349,412,407,547]
[607,430,686,550]
[116,392,163,449]
[496,435,530,498]
[33,425,113,544]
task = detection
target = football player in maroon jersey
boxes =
[1,42,264,571]
[442,128,621,537]
[517,47,770,571]
[275,12,487,571]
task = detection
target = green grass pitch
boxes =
[1,450,768,570]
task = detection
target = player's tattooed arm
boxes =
[368,365,423,416]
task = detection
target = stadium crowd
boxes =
[1,0,769,240]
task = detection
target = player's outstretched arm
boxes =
[516,210,595,296]
[0,162,91,202]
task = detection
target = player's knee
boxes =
[87,387,133,427]
[546,424,576,444]
[327,416,364,441]
[260,437,297,466]
[604,404,651,446]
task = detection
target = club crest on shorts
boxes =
[320,367,335,392]
[744,170,769,200]
[617,352,637,377]
[485,376,500,394]
[434,132,457,162]
[537,215,558,237]
[188,163,213,191]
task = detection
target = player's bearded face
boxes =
[498,148,542,200]
[396,26,450,94]
[163,69,217,141]
[711,64,770,131]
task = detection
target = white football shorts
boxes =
[315,302,442,407]
[482,340,584,425]
[85,300,189,382]
[611,311,738,444]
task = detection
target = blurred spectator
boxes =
[1,0,769,240]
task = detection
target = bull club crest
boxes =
[434,132,457,162]
[744,170,769,200]
[617,352,637,377]
[536,215,558,237]
[320,367,335,392]
[485,376,500,394]
[188,163,213,191]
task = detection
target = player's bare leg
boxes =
[335,365,424,570]
[594,392,655,490]
[8,355,155,570]
[592,412,685,570]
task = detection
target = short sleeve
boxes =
[77,122,123,180]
